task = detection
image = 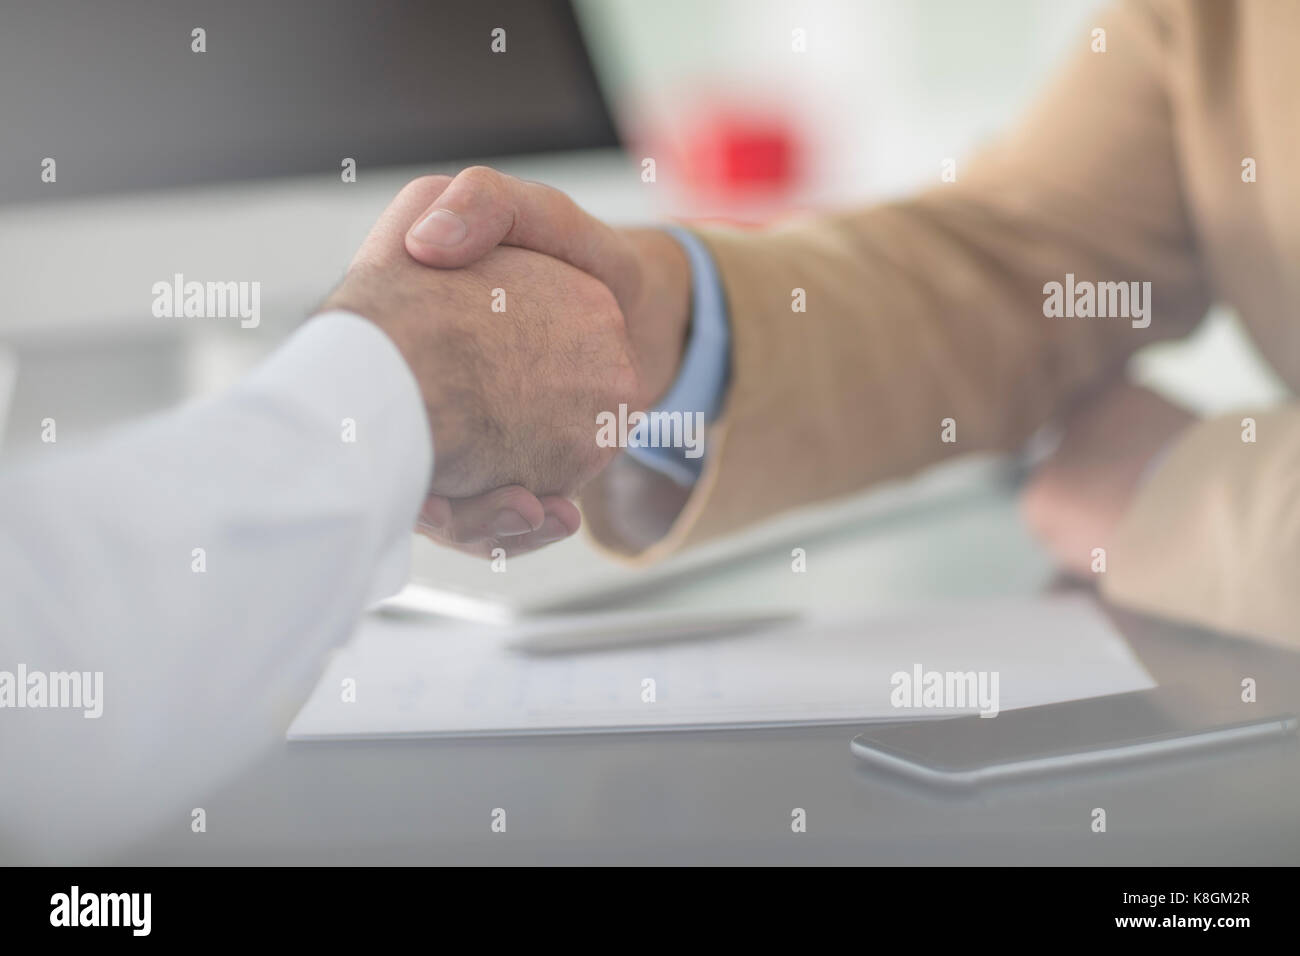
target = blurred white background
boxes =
[579,0,1104,205]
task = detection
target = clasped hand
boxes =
[323,169,692,559]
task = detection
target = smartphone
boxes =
[850,687,1297,787]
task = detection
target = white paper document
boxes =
[288,594,1155,740]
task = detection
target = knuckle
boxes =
[572,277,625,337]
[458,164,506,196]
[401,174,453,200]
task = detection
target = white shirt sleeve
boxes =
[0,310,431,862]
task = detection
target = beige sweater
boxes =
[582,0,1300,648]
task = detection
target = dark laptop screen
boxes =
[0,0,619,203]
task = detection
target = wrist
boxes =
[319,274,465,481]
[620,227,692,407]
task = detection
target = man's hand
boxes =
[415,484,582,560]
[400,167,696,555]
[323,176,642,507]
[404,166,693,410]
[1020,382,1195,577]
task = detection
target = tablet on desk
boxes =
[850,686,1298,787]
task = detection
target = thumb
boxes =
[404,165,642,312]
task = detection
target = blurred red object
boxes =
[682,113,801,201]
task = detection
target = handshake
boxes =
[323,168,694,559]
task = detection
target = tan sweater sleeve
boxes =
[582,0,1211,561]
[1101,407,1300,648]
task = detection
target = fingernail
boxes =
[410,208,467,246]
[532,516,571,545]
[490,510,535,537]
